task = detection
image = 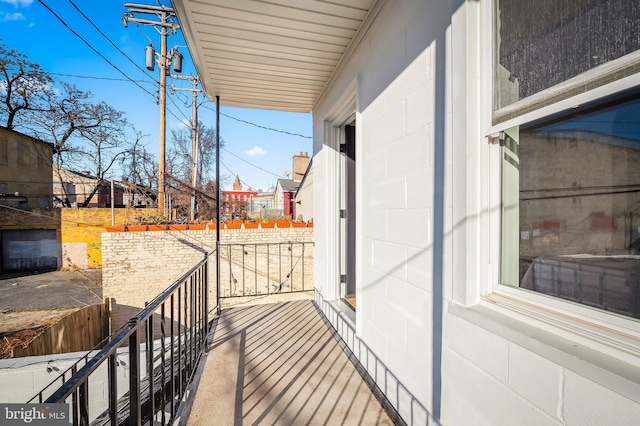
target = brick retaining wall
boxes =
[102,228,314,330]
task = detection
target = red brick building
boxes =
[221,176,258,218]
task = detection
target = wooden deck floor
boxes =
[184,300,395,425]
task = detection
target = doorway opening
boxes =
[340,122,356,310]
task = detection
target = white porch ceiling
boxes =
[171,0,377,112]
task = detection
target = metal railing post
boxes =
[71,365,78,425]
[79,381,89,425]
[129,323,141,426]
[146,305,155,422]
[190,275,196,375]
[177,286,183,398]
[108,353,117,426]
[160,303,167,425]
[204,253,209,347]
[170,294,176,418]
[216,94,221,315]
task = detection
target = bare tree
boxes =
[118,132,158,207]
[25,82,138,207]
[0,41,56,130]
[170,120,221,184]
[121,131,157,188]
[197,180,219,220]
[168,120,224,219]
[0,42,155,208]
[75,120,131,207]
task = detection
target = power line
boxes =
[3,70,161,119]
[220,159,255,190]
[222,148,285,179]
[164,98,285,186]
[48,72,154,84]
[28,4,309,144]
[201,104,311,139]
[66,0,159,86]
[32,1,306,195]
[166,93,192,123]
[36,0,157,100]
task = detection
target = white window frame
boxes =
[319,80,358,324]
[475,0,640,379]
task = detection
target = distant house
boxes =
[0,127,58,272]
[53,168,154,208]
[53,168,111,208]
[246,190,276,219]
[0,127,53,210]
[118,179,155,208]
[275,152,310,219]
[274,179,299,219]
[221,176,258,219]
[294,157,312,222]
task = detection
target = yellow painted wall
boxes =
[60,207,160,269]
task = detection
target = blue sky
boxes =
[0,0,312,192]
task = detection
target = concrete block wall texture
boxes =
[309,1,640,425]
[313,1,443,421]
[60,207,309,269]
[102,228,313,331]
[441,312,640,425]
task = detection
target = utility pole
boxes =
[171,75,201,221]
[123,3,180,218]
[215,95,221,315]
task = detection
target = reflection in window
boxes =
[495,0,640,110]
[501,95,640,319]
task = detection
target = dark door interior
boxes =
[342,123,356,309]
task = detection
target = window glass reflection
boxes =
[506,95,640,319]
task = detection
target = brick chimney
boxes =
[292,152,309,182]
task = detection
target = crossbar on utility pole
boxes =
[171,75,201,221]
[123,3,179,218]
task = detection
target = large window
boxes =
[501,95,640,319]
[495,0,640,320]
[495,0,640,118]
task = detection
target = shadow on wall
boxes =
[320,0,467,421]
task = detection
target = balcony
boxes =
[185,300,395,425]
[30,246,397,425]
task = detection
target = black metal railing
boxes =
[219,242,314,300]
[37,255,211,425]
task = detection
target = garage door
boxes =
[2,230,58,271]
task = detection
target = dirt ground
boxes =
[0,269,103,357]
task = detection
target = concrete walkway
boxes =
[184,300,395,426]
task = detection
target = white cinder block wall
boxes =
[313,0,640,425]
[103,228,313,330]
